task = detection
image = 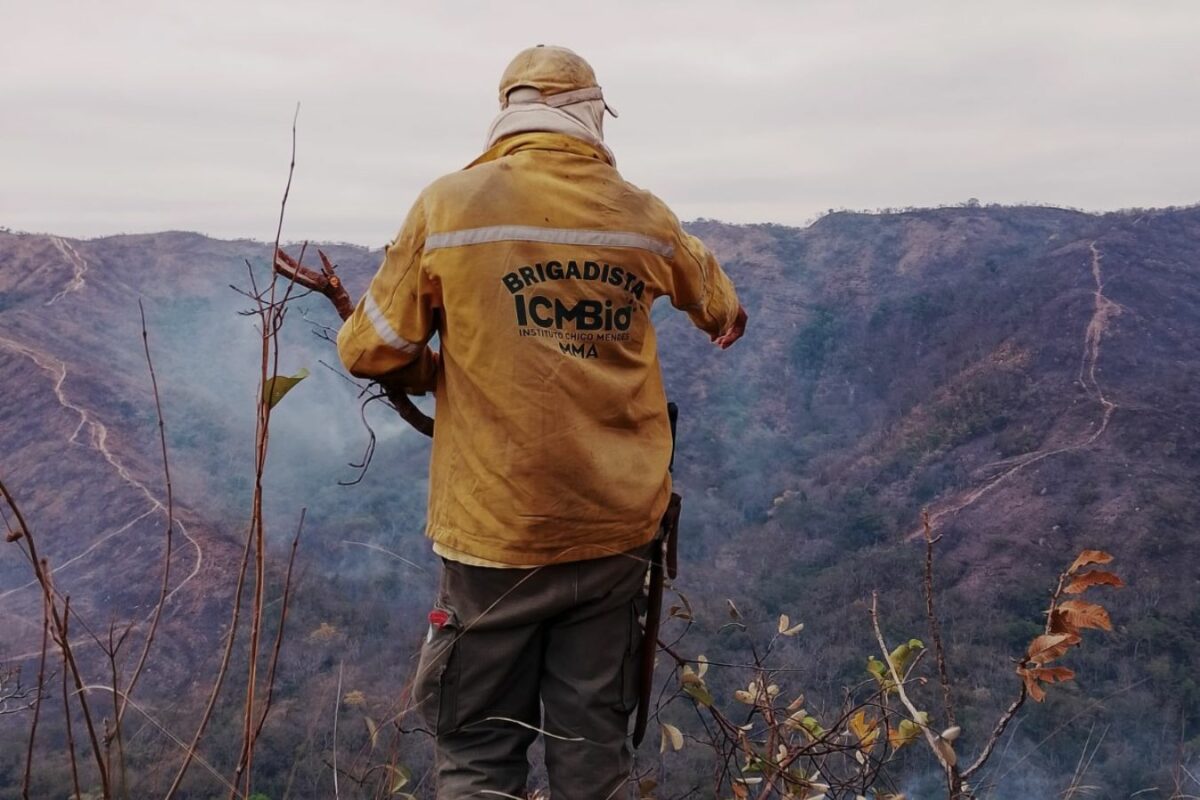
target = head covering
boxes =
[485,45,618,164]
[498,45,618,117]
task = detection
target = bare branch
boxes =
[1,480,111,797]
[921,509,956,727]
[252,508,306,741]
[116,299,175,733]
[0,665,36,716]
[333,661,344,800]
[869,592,956,778]
[60,597,83,800]
[19,595,50,799]
[963,685,1027,780]
[271,247,434,439]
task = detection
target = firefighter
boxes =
[337,44,746,799]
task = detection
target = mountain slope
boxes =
[1,205,1198,796]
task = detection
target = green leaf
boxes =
[890,719,921,749]
[683,681,714,707]
[263,367,309,408]
[800,715,826,739]
[888,638,925,675]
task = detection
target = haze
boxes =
[3,1,1198,245]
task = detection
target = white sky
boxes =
[3,1,1198,246]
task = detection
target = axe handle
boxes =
[632,538,664,747]
[632,491,681,747]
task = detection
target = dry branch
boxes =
[116,299,175,733]
[20,595,50,799]
[273,248,434,437]
[1,480,111,797]
[921,509,956,727]
[870,591,963,796]
[169,110,302,800]
[252,508,305,741]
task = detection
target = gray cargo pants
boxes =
[412,544,651,799]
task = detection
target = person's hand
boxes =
[712,305,748,349]
[378,348,440,396]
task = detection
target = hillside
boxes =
[1,205,1198,797]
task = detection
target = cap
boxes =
[498,44,618,117]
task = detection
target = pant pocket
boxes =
[413,609,460,735]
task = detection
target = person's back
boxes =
[337,45,746,799]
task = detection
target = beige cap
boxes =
[498,45,618,116]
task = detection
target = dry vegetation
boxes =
[0,232,1133,798]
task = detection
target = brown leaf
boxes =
[1018,665,1075,703]
[1064,570,1124,594]
[5,529,22,542]
[1034,666,1076,683]
[1056,599,1113,631]
[1018,668,1047,702]
[1067,549,1114,575]
[1047,609,1078,636]
[1026,633,1080,665]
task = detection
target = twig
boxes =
[921,509,956,727]
[1044,568,1070,635]
[987,677,1149,788]
[252,508,306,740]
[164,472,258,796]
[869,592,956,780]
[164,490,256,797]
[341,539,430,574]
[333,661,343,800]
[234,108,304,797]
[21,592,50,799]
[1,480,110,798]
[106,622,131,797]
[1062,723,1107,800]
[77,684,246,798]
[961,685,1026,779]
[339,393,384,486]
[272,247,435,438]
[116,300,175,731]
[60,597,83,800]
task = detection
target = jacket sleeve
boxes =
[336,194,441,388]
[661,210,740,337]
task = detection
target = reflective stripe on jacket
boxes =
[336,131,740,566]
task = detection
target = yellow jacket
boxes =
[337,132,740,566]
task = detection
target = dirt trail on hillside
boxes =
[910,242,1121,539]
[0,334,203,613]
[45,236,90,306]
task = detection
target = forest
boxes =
[2,203,1199,797]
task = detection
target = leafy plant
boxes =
[645,522,1123,799]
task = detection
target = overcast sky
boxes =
[3,1,1198,246]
